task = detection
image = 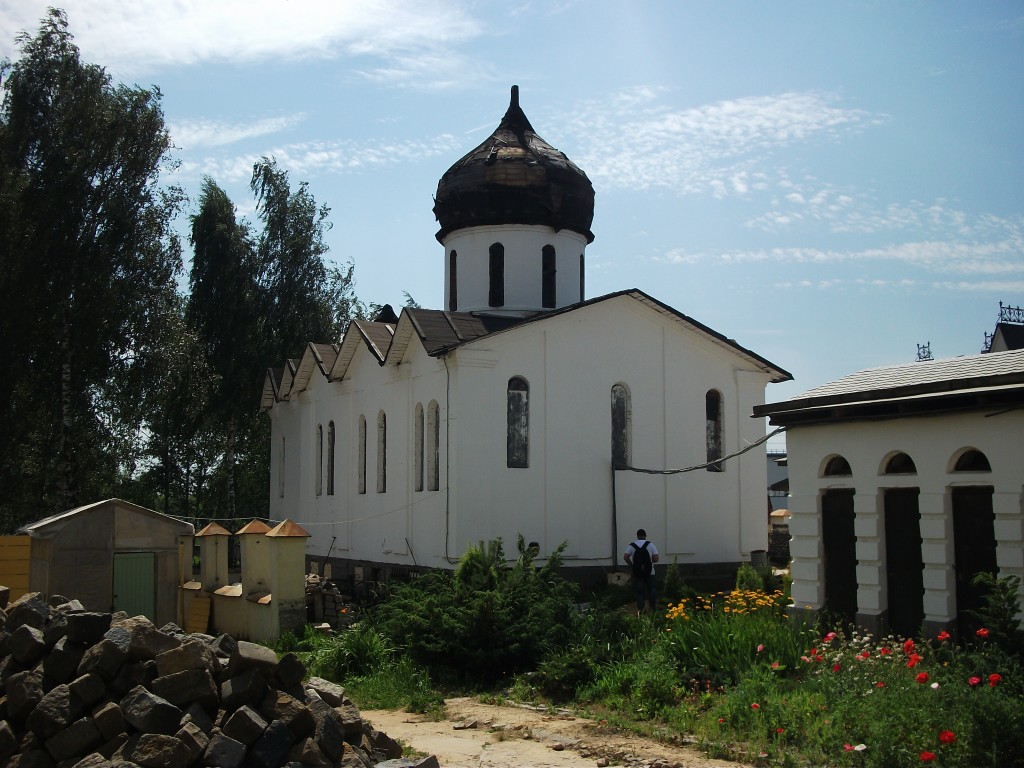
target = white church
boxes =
[261,87,792,585]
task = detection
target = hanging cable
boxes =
[622,426,787,475]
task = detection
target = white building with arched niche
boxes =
[261,87,791,586]
[756,349,1024,638]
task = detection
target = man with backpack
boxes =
[623,528,660,615]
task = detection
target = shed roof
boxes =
[195,522,231,537]
[20,498,194,537]
[236,519,272,535]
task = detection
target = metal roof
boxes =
[756,348,1024,425]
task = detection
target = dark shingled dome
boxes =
[433,85,595,244]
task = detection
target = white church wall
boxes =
[444,295,774,568]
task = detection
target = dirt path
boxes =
[363,697,750,768]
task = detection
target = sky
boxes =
[2,1,1022,446]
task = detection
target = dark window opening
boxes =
[448,250,457,311]
[823,455,852,477]
[327,421,335,495]
[611,384,630,469]
[507,376,529,468]
[706,390,723,472]
[884,452,917,475]
[542,245,556,308]
[954,449,991,472]
[489,243,504,307]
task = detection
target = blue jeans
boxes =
[633,575,657,612]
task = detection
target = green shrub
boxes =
[373,536,579,682]
[735,562,764,592]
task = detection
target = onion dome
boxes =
[433,85,595,244]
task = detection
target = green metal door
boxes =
[113,552,155,619]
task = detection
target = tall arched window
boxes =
[542,244,556,308]
[377,411,387,493]
[448,250,458,311]
[427,400,440,491]
[315,424,323,496]
[579,253,585,301]
[357,415,366,494]
[414,403,424,492]
[327,421,335,495]
[507,377,529,468]
[279,437,286,498]
[611,384,631,469]
[706,390,723,472]
[489,242,504,307]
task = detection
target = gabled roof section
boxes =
[329,319,395,380]
[278,358,299,400]
[236,519,272,536]
[755,348,1024,426]
[292,342,340,393]
[259,366,283,412]
[387,309,523,363]
[991,322,1024,352]
[19,498,194,536]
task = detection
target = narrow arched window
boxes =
[327,421,336,495]
[611,384,631,469]
[579,253,585,301]
[427,400,440,491]
[507,377,529,468]
[279,437,286,498]
[954,449,991,472]
[414,403,424,492]
[357,415,366,494]
[706,390,723,472]
[542,245,556,308]
[884,452,917,474]
[448,250,458,311]
[823,455,852,477]
[377,411,387,493]
[489,242,504,307]
[315,424,323,496]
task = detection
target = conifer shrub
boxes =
[373,536,579,683]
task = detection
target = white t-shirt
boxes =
[625,539,658,576]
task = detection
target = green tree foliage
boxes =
[0,9,182,529]
[374,537,579,682]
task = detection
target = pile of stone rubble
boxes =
[0,589,438,768]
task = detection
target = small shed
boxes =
[19,498,194,627]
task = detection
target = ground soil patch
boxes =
[363,697,750,768]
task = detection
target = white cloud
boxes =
[169,115,308,149]
[558,88,885,197]
[0,1,482,80]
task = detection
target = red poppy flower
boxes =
[776,727,785,734]
[916,672,929,684]
[937,630,951,642]
[989,673,1002,687]
[969,676,982,686]
[815,654,824,662]
[907,653,922,668]
[751,703,760,710]
[718,717,725,724]
[879,647,892,655]
[938,730,956,745]
[875,681,886,688]
[843,744,855,752]
[921,751,937,762]
[832,663,841,672]
[860,650,871,659]
[824,631,837,642]
[976,627,990,638]
[904,639,916,654]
